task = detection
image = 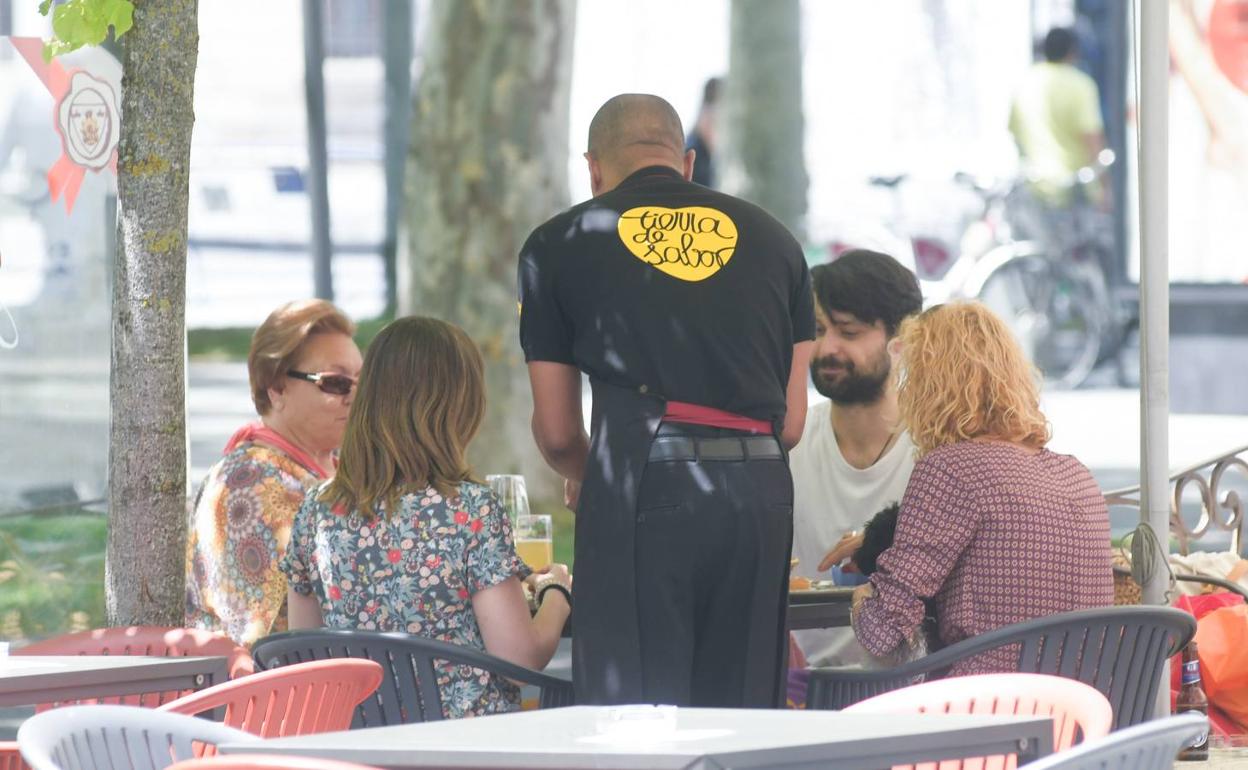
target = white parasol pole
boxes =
[1138,0,1171,716]
[1138,0,1170,605]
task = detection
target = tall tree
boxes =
[400,0,576,490]
[106,0,198,626]
[42,0,200,625]
[720,0,809,240]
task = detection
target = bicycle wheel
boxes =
[977,253,1104,389]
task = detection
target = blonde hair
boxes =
[248,300,356,415]
[321,316,485,520]
[897,301,1050,458]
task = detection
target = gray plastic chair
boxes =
[1020,712,1210,769]
[1113,564,1248,600]
[251,629,574,726]
[806,605,1195,730]
[17,704,260,770]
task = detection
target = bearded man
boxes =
[789,249,923,666]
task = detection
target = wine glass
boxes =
[486,474,529,528]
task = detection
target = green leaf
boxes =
[100,0,134,38]
[51,3,96,47]
[38,0,53,16]
[41,37,82,64]
[41,0,136,59]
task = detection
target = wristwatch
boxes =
[533,573,572,607]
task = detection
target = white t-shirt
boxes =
[790,399,916,665]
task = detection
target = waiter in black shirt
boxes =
[519,93,815,707]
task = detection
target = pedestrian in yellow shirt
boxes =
[1008,27,1107,205]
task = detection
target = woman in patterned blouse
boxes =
[281,316,572,719]
[852,301,1113,673]
[186,299,363,646]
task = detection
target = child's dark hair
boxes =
[854,502,901,576]
[854,501,942,655]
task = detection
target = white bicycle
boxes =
[831,153,1121,390]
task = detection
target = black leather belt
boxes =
[648,435,783,462]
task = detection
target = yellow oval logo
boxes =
[617,206,738,282]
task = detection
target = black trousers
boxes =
[633,424,794,707]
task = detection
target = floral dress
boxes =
[281,480,531,719]
[185,443,322,646]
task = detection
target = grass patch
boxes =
[552,507,574,567]
[0,500,571,645]
[0,512,107,640]
[512,493,575,568]
[189,314,394,361]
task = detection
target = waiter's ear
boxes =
[682,148,696,181]
[585,152,604,196]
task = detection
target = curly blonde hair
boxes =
[898,302,1050,458]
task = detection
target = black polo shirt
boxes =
[518,165,815,426]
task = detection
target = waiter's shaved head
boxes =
[587,94,686,166]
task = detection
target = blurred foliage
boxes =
[188,314,394,362]
[531,496,574,568]
[0,511,106,641]
[38,0,134,61]
[0,501,570,645]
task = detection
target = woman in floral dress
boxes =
[185,299,362,646]
[281,316,571,719]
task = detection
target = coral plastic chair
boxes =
[167,756,385,770]
[842,673,1113,770]
[17,705,260,770]
[0,754,25,770]
[17,626,255,704]
[1,626,254,770]
[159,658,383,740]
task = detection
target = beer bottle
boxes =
[1176,639,1210,761]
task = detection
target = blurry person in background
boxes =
[1008,27,1108,205]
[185,299,362,646]
[686,76,722,188]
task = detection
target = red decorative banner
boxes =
[9,37,120,215]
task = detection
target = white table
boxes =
[220,705,1053,769]
[0,655,228,707]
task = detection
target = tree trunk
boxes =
[400,0,576,496]
[721,0,809,240]
[106,0,199,626]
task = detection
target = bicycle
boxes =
[831,153,1126,389]
[958,158,1122,390]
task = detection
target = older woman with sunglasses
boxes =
[185,299,363,646]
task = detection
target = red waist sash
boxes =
[663,400,772,435]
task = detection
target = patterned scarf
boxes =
[223,422,332,479]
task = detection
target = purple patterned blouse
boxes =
[854,441,1114,673]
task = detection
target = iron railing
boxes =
[1104,444,1248,555]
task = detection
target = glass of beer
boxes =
[514,514,554,570]
[486,474,529,528]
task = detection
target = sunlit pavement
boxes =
[188,361,1248,499]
